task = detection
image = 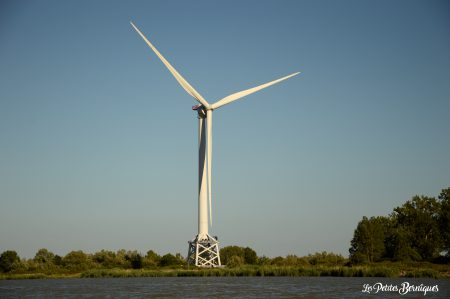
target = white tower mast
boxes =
[131,22,299,267]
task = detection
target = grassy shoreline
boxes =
[1,264,449,280]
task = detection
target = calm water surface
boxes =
[0,277,448,298]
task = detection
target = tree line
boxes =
[1,187,448,274]
[0,249,188,273]
[0,246,346,274]
[349,187,449,264]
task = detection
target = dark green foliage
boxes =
[34,249,55,264]
[350,187,450,264]
[270,256,285,266]
[63,250,91,271]
[384,227,421,262]
[114,249,130,268]
[284,255,300,266]
[257,255,271,265]
[306,252,345,266]
[92,250,116,268]
[393,195,442,260]
[130,254,143,269]
[1,247,450,279]
[30,248,58,273]
[267,252,344,267]
[0,251,20,272]
[220,246,244,266]
[243,247,257,264]
[227,255,244,267]
[53,255,63,266]
[220,245,258,266]
[125,251,143,269]
[142,250,160,268]
[175,253,186,266]
[159,253,185,267]
[438,188,450,255]
[349,216,388,263]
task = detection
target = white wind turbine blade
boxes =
[206,110,213,227]
[130,21,210,108]
[211,72,300,110]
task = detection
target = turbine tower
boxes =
[131,22,299,267]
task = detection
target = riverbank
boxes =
[1,263,449,280]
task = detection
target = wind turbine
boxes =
[131,21,299,267]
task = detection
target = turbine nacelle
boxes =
[192,104,207,118]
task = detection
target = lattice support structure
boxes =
[187,234,221,267]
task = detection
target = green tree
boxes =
[393,195,442,260]
[220,245,258,265]
[270,256,285,266]
[63,250,90,271]
[438,188,450,256]
[34,248,55,264]
[243,247,257,264]
[307,251,345,266]
[93,250,116,268]
[32,248,57,272]
[131,254,143,269]
[384,226,421,261]
[276,255,309,266]
[257,255,271,265]
[227,255,244,267]
[349,216,388,263]
[53,255,63,266]
[159,253,184,267]
[175,253,186,266]
[143,250,160,267]
[220,246,244,265]
[115,249,130,268]
[0,250,20,272]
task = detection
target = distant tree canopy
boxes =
[219,246,258,266]
[0,250,20,272]
[63,250,91,271]
[34,248,55,264]
[350,187,450,263]
[126,251,143,269]
[92,250,117,268]
[267,252,345,267]
[159,253,185,267]
[0,248,188,274]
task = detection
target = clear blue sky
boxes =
[1,0,449,259]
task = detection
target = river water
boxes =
[0,277,448,298]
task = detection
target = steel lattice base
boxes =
[187,234,221,267]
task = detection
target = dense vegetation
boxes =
[349,187,449,264]
[1,187,448,279]
[0,248,347,276]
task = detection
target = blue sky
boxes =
[1,0,449,259]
